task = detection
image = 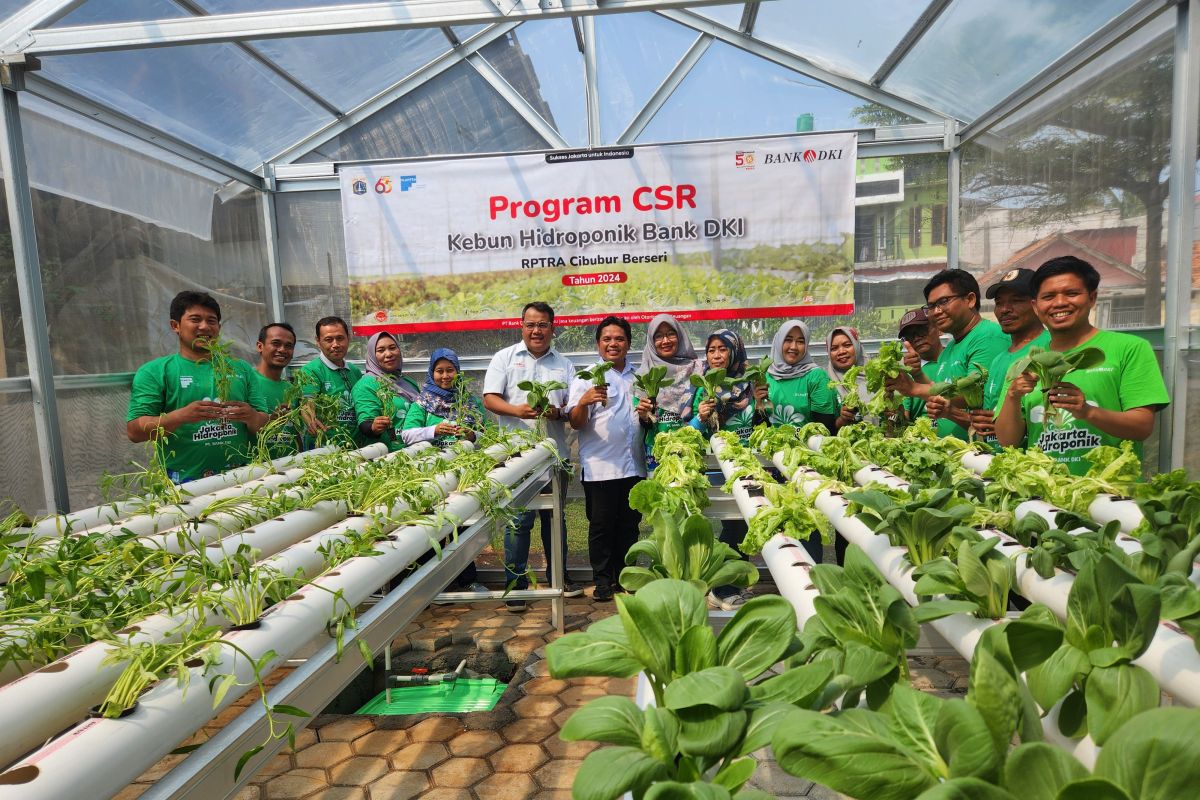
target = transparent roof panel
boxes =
[753,0,929,82]
[638,39,872,144]
[0,0,28,24]
[596,12,699,144]
[884,0,1139,121]
[694,3,746,29]
[479,20,587,147]
[299,61,548,163]
[41,0,334,168]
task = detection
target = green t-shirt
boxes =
[402,394,487,448]
[1021,330,1168,476]
[690,388,760,443]
[127,353,267,483]
[253,370,301,459]
[980,330,1052,449]
[300,358,364,446]
[932,319,1009,440]
[353,374,420,452]
[765,370,839,428]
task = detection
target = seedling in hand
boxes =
[634,366,674,423]
[689,369,735,429]
[1007,345,1106,425]
[576,362,615,406]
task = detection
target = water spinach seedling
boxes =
[576,361,615,406]
[197,335,239,402]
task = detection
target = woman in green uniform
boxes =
[692,328,764,443]
[352,332,421,451]
[403,348,487,447]
[824,326,871,431]
[634,314,703,465]
[765,320,839,431]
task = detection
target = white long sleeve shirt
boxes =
[567,360,647,482]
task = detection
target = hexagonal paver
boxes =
[292,727,319,751]
[489,743,548,773]
[318,718,376,743]
[328,756,390,787]
[505,636,548,661]
[551,707,577,728]
[558,685,605,707]
[430,757,490,788]
[305,788,365,800]
[447,730,504,757]
[530,791,573,800]
[512,695,561,719]
[542,736,599,760]
[477,629,515,652]
[407,717,465,742]
[521,677,569,696]
[534,759,583,791]
[295,741,354,769]
[415,789,472,800]
[232,785,261,800]
[501,718,558,743]
[475,772,538,800]
[390,742,451,771]
[266,768,328,800]
[408,630,452,651]
[367,770,429,800]
[910,667,954,692]
[354,729,409,757]
[257,752,296,778]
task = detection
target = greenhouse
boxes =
[0,0,1199,798]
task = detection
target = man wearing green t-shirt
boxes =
[968,269,1049,445]
[997,256,1168,475]
[126,291,269,483]
[888,269,1009,440]
[254,322,300,457]
[300,316,364,447]
[895,307,943,423]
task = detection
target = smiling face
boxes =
[374,335,401,373]
[780,327,806,366]
[653,322,679,358]
[993,288,1040,336]
[521,308,553,356]
[432,358,458,390]
[257,325,296,369]
[925,282,976,336]
[829,332,856,370]
[317,322,349,364]
[597,324,630,366]
[705,338,731,370]
[172,304,221,355]
[1034,273,1096,333]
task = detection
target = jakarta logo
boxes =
[351,178,367,195]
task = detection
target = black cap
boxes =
[897,307,930,336]
[985,268,1036,299]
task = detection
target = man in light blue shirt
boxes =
[483,301,579,609]
[568,316,649,602]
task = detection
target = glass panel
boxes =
[0,181,25,378]
[40,0,334,168]
[595,12,698,144]
[636,39,872,144]
[0,0,28,23]
[277,190,354,360]
[694,3,746,29]
[299,61,548,163]
[479,20,587,147]
[959,38,1173,331]
[753,0,929,82]
[31,187,271,374]
[884,0,1137,121]
[0,391,44,516]
[57,384,144,509]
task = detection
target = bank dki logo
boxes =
[374,177,393,194]
[351,178,368,195]
[734,151,755,170]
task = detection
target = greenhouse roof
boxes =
[0,0,1168,188]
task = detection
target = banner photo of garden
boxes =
[340,132,858,334]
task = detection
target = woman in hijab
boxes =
[692,328,764,443]
[824,326,872,431]
[403,347,487,446]
[353,331,422,451]
[635,314,704,460]
[765,320,839,432]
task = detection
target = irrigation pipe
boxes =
[0,440,557,800]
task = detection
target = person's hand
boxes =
[175,400,226,424]
[580,386,608,408]
[969,408,995,437]
[370,415,391,434]
[513,403,540,420]
[902,341,923,372]
[885,370,916,397]
[635,397,654,422]
[1047,382,1091,421]
[218,401,258,423]
[434,421,460,437]
[752,383,769,402]
[925,395,950,420]
[698,398,717,426]
[839,405,858,424]
[462,428,477,442]
[542,404,561,421]
[1007,371,1038,402]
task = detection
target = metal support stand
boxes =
[549,466,566,634]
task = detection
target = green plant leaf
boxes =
[572,746,671,800]
[619,566,659,592]
[716,595,797,681]
[1057,689,1088,738]
[559,696,644,746]
[676,706,749,758]
[735,701,794,757]
[913,778,1019,799]
[712,757,757,792]
[1004,619,1065,673]
[269,704,310,718]
[1094,707,1200,800]
[748,661,834,707]
[883,685,948,779]
[1109,582,1161,660]
[1055,779,1132,800]
[913,599,983,623]
[644,782,733,800]
[1084,663,1159,746]
[967,626,1023,758]
[664,666,748,712]
[234,744,265,780]
[640,706,679,765]
[1026,645,1089,712]
[1002,742,1089,800]
[675,625,718,676]
[545,628,641,679]
[935,699,1001,782]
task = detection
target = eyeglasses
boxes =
[923,294,964,312]
[522,322,551,331]
[652,331,679,341]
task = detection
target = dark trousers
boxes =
[583,476,643,589]
[504,468,569,589]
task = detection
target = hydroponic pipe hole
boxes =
[0,765,38,785]
[35,662,68,674]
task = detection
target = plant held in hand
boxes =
[577,362,615,406]
[1006,345,1106,425]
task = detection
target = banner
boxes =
[341,133,857,334]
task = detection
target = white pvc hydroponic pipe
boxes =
[1087,494,1144,533]
[0,440,556,800]
[762,535,820,629]
[961,451,993,476]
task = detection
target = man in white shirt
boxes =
[483,302,580,609]
[567,316,649,602]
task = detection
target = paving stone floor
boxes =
[118,584,972,800]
